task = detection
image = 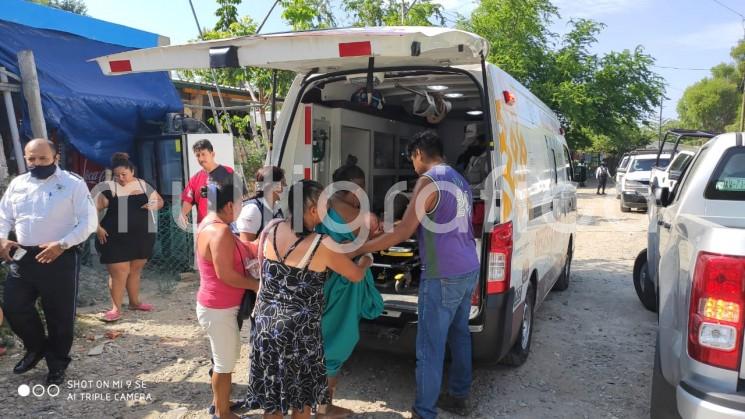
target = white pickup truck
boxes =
[647,132,745,418]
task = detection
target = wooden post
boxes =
[0,131,10,189]
[17,50,47,139]
[207,92,223,134]
[0,67,26,173]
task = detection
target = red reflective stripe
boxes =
[304,167,311,180]
[304,106,312,145]
[487,281,508,294]
[109,60,132,73]
[338,41,372,57]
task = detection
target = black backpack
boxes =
[244,197,283,236]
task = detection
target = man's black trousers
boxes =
[2,247,79,372]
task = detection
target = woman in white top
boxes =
[236,166,286,242]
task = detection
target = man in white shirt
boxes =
[236,166,285,242]
[595,161,610,195]
[0,139,97,385]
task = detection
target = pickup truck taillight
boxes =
[487,221,513,294]
[688,252,745,371]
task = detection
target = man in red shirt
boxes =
[181,139,238,225]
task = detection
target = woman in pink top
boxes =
[195,181,259,419]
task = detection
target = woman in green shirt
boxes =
[317,156,384,417]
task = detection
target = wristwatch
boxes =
[59,240,70,250]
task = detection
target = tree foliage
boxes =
[181,0,666,154]
[677,39,745,133]
[29,0,87,15]
[463,0,664,152]
[677,78,739,133]
[180,9,295,142]
[465,0,557,85]
[214,0,242,32]
[342,0,445,26]
[281,0,336,30]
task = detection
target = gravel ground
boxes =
[0,183,657,418]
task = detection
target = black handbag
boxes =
[234,219,281,320]
[237,289,256,320]
[234,240,257,320]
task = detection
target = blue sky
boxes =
[84,0,745,120]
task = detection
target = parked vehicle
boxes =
[650,130,713,196]
[616,153,631,197]
[644,130,714,306]
[645,132,745,418]
[95,27,578,365]
[619,151,670,213]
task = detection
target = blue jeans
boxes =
[414,270,479,419]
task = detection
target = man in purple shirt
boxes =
[358,130,479,419]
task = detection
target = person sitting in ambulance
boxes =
[457,126,490,198]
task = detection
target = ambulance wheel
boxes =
[553,241,572,292]
[502,280,535,367]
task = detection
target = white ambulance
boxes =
[95,27,577,365]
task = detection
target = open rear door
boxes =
[93,26,488,76]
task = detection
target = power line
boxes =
[711,0,745,20]
[257,0,281,34]
[187,0,233,135]
[664,83,687,93]
[652,65,711,71]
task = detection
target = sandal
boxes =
[128,303,154,312]
[100,310,121,322]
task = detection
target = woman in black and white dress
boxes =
[245,180,372,419]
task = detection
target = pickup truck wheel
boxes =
[552,243,572,291]
[633,250,657,312]
[620,198,631,213]
[650,334,681,419]
[501,281,535,367]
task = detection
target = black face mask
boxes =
[29,163,57,179]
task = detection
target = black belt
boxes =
[18,245,76,259]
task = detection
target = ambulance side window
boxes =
[551,149,558,184]
[563,146,573,181]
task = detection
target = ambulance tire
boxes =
[502,280,535,367]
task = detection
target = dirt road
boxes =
[0,185,657,418]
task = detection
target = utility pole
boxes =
[740,71,745,131]
[658,99,663,149]
[401,0,405,24]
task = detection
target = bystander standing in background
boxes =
[181,139,240,226]
[95,152,163,322]
[596,161,609,195]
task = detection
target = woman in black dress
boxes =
[95,153,163,322]
[245,180,373,419]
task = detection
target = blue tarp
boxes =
[0,20,183,166]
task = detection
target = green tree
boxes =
[464,0,557,84]
[215,0,242,31]
[179,9,295,142]
[677,78,739,132]
[281,0,336,30]
[342,0,444,26]
[29,0,87,15]
[711,63,738,83]
[676,39,745,132]
[463,1,664,152]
